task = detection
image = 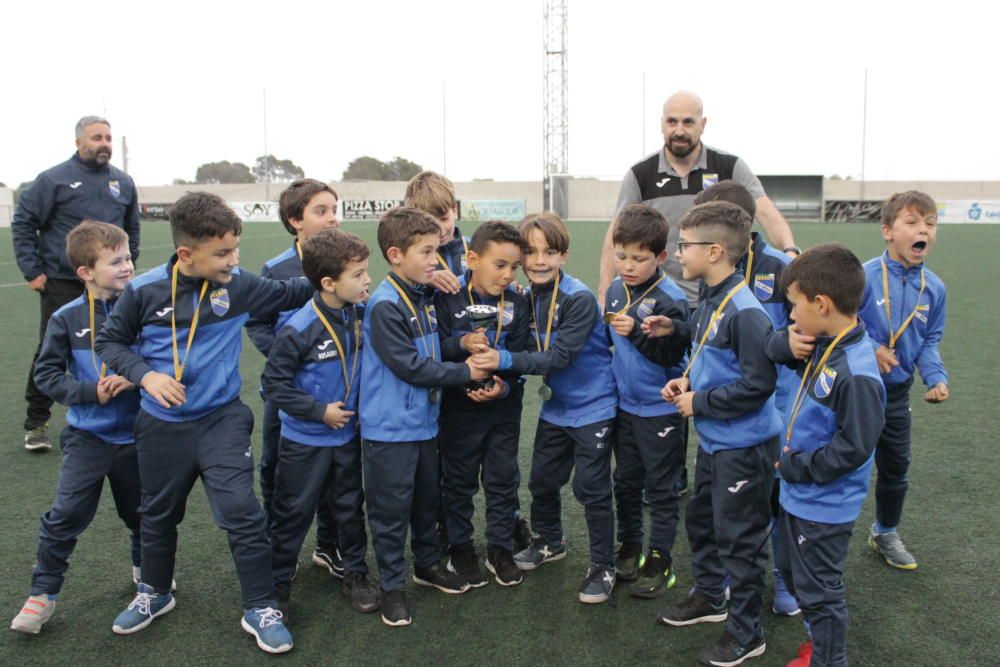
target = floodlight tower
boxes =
[542,0,568,212]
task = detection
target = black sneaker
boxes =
[513,516,534,553]
[413,561,470,594]
[274,580,291,619]
[630,549,677,599]
[657,590,727,627]
[615,541,643,581]
[578,565,616,604]
[486,546,523,587]
[23,424,52,452]
[312,546,345,579]
[380,589,411,627]
[341,571,380,614]
[448,543,489,588]
[696,629,766,666]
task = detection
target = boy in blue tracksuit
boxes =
[471,212,619,605]
[694,181,800,616]
[245,178,342,577]
[603,204,689,599]
[263,229,379,616]
[767,244,886,667]
[10,222,140,634]
[654,201,780,667]
[858,191,949,570]
[95,192,313,654]
[360,207,490,627]
[434,221,531,588]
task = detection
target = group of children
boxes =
[9,171,948,666]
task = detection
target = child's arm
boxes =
[778,375,885,484]
[261,325,328,423]
[916,289,948,398]
[492,291,598,376]
[623,298,691,368]
[243,272,314,320]
[33,313,99,405]
[692,309,778,419]
[244,265,279,357]
[368,300,474,387]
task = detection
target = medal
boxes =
[605,272,665,325]
[530,273,561,404]
[538,383,553,401]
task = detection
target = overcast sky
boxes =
[0,0,995,187]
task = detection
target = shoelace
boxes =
[252,607,285,629]
[128,592,152,616]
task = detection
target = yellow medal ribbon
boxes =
[87,292,108,380]
[743,242,754,284]
[387,274,436,360]
[880,257,926,350]
[436,236,469,271]
[607,272,665,323]
[311,301,361,403]
[530,271,560,353]
[295,240,302,259]
[467,282,505,349]
[170,262,210,382]
[682,280,746,379]
[785,322,856,443]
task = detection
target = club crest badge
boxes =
[209,288,230,316]
[426,305,438,331]
[108,180,121,198]
[637,297,657,319]
[501,301,515,325]
[915,303,930,323]
[753,273,775,301]
[814,366,837,398]
[460,253,469,272]
[702,173,719,189]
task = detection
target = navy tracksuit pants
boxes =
[439,401,522,551]
[270,436,368,585]
[135,400,275,608]
[362,438,441,592]
[874,379,913,529]
[686,440,775,647]
[614,410,685,559]
[776,511,853,667]
[30,426,141,595]
[529,417,615,569]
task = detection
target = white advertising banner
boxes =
[937,200,1000,224]
[229,201,281,222]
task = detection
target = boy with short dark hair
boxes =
[263,229,379,617]
[767,243,886,667]
[653,201,781,666]
[434,221,531,587]
[858,191,948,570]
[95,192,313,654]
[360,207,490,627]
[605,204,690,599]
[10,221,140,634]
[245,178,343,577]
[471,212,620,605]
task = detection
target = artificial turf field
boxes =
[0,220,996,666]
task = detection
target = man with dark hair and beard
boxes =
[598,91,798,308]
[11,116,141,452]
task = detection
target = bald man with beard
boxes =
[598,91,798,308]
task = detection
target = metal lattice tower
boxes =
[543,0,568,211]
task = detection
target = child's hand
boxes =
[467,376,506,403]
[662,377,690,401]
[96,379,114,405]
[322,401,355,429]
[468,349,500,371]
[924,382,949,404]
[461,331,490,354]
[609,314,636,337]
[140,372,186,408]
[428,269,461,294]
[671,391,695,417]
[641,315,674,338]
[101,375,135,398]
[788,325,816,360]
[466,358,491,381]
[875,345,900,374]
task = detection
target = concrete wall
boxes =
[824,180,1000,201]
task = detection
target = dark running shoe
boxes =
[615,541,643,581]
[341,571,380,614]
[658,590,727,627]
[486,546,523,586]
[380,589,411,627]
[578,565,616,604]
[696,629,766,666]
[630,549,676,599]
[312,545,345,579]
[448,542,489,588]
[513,516,534,553]
[413,561,470,594]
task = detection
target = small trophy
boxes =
[465,304,499,391]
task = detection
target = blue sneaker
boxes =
[241,607,293,654]
[772,568,801,616]
[513,537,567,571]
[112,583,175,634]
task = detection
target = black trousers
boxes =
[25,278,82,430]
[270,437,367,585]
[776,511,853,667]
[686,440,775,646]
[874,379,913,529]
[135,400,275,608]
[30,427,141,594]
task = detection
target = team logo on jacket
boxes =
[209,288,230,316]
[914,303,930,323]
[707,312,724,340]
[108,180,121,198]
[501,301,515,325]
[753,273,775,301]
[814,366,837,398]
[637,297,656,319]
[425,305,438,331]
[702,173,719,189]
[460,254,469,272]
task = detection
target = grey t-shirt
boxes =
[615,144,766,305]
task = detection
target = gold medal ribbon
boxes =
[387,274,436,360]
[436,236,469,271]
[785,322,856,443]
[311,301,361,402]
[608,272,665,322]
[87,292,108,380]
[682,280,746,379]
[530,271,560,353]
[880,257,926,350]
[170,262,209,382]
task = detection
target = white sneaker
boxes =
[10,594,56,633]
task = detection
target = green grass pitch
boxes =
[0,221,995,665]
